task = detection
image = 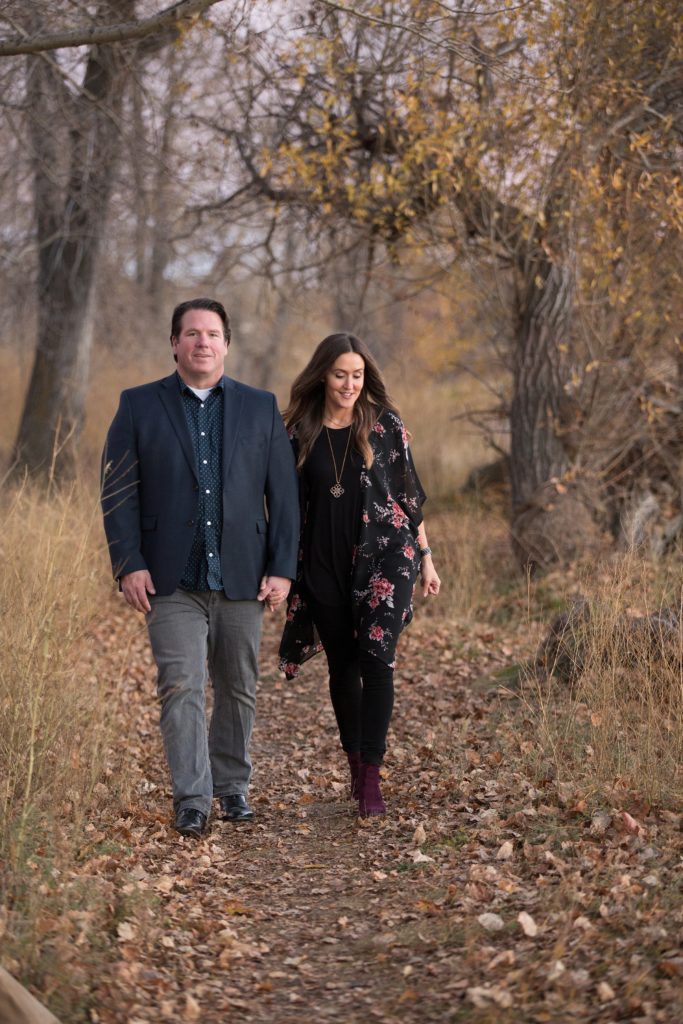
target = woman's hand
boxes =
[420,556,441,598]
[258,575,291,612]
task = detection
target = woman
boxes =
[278,333,441,817]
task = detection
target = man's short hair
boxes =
[170,298,231,342]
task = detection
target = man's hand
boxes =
[258,575,291,612]
[121,570,156,613]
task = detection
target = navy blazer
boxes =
[101,373,299,599]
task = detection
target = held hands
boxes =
[258,575,291,612]
[121,570,156,613]
[420,555,441,598]
[121,571,290,613]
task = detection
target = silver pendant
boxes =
[330,483,344,498]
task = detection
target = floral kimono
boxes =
[279,409,426,678]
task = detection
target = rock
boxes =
[536,597,591,685]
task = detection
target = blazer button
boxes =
[187,519,194,526]
[194,485,199,492]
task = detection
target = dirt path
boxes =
[89,600,683,1024]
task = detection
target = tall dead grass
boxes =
[531,554,683,807]
[0,481,113,864]
[421,499,517,621]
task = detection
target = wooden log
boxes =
[0,967,59,1024]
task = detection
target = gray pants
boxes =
[146,590,264,816]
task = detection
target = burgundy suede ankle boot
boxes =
[357,763,386,818]
[347,751,361,799]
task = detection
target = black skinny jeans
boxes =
[307,597,394,766]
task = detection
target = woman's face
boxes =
[324,352,365,420]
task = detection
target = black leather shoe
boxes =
[173,808,207,838]
[219,794,254,821]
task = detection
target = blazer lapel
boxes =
[158,374,197,479]
[222,376,244,482]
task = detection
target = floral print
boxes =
[279,410,426,677]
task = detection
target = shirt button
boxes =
[202,459,208,465]
[201,431,206,436]
[205,489,210,494]
[200,403,204,409]
[206,521,211,526]
[208,552,214,558]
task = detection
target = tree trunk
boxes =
[148,65,179,316]
[11,6,133,483]
[509,256,599,568]
[510,258,572,509]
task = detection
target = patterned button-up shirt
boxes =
[178,373,224,591]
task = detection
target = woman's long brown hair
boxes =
[283,333,400,470]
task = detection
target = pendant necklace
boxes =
[325,425,352,498]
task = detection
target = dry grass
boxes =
[530,553,683,807]
[421,497,517,621]
[0,479,128,1018]
[0,481,114,863]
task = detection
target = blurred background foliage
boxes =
[0,0,681,559]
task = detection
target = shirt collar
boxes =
[176,371,225,395]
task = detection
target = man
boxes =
[102,298,299,838]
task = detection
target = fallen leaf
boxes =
[477,912,504,932]
[467,985,513,1008]
[620,811,644,835]
[488,950,516,969]
[116,921,136,942]
[548,960,566,982]
[496,840,514,861]
[589,811,612,836]
[413,823,427,846]
[517,911,538,937]
[411,850,435,864]
[184,994,201,1021]
[597,981,615,1002]
[658,958,683,977]
[398,987,419,1003]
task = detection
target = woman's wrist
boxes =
[419,545,432,559]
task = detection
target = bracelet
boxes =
[419,546,432,558]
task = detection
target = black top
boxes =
[302,426,363,605]
[279,409,427,678]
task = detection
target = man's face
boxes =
[171,309,228,387]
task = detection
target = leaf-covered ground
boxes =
[84,597,683,1024]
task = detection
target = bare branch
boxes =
[0,0,221,57]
